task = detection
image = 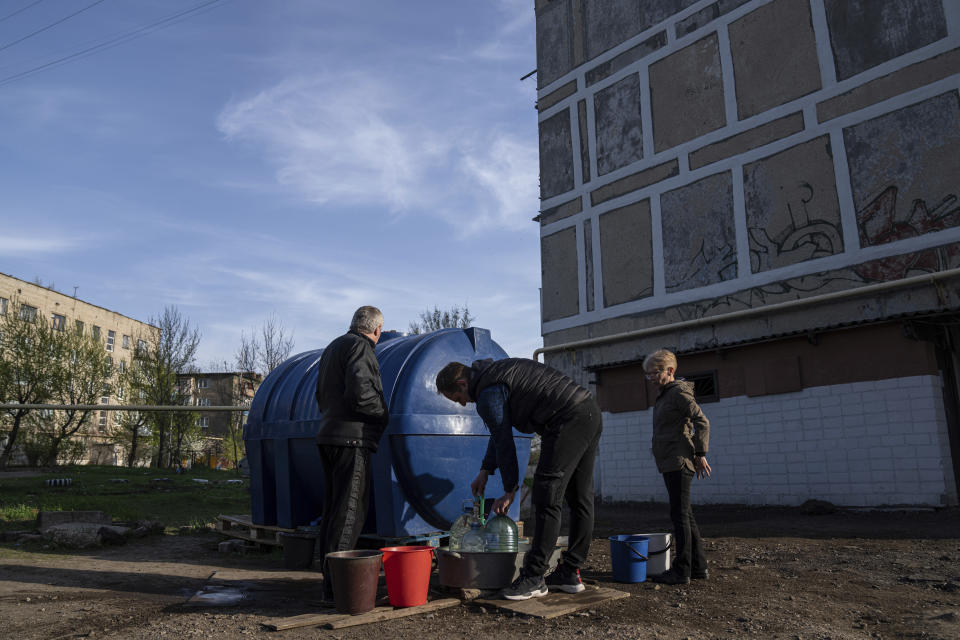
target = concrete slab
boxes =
[649,33,726,152]
[729,0,821,120]
[824,0,948,81]
[37,510,112,531]
[594,72,644,176]
[539,109,575,199]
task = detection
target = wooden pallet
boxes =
[475,585,629,619]
[357,530,446,549]
[264,598,459,631]
[216,514,296,547]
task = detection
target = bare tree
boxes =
[408,304,474,334]
[258,312,295,374]
[0,298,60,469]
[127,306,201,468]
[238,313,295,377]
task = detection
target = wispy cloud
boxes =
[0,235,80,255]
[216,73,446,213]
[216,71,539,233]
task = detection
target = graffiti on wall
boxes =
[855,185,960,281]
[747,180,844,273]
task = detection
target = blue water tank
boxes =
[243,327,533,536]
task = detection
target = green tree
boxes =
[127,306,200,468]
[113,354,153,468]
[407,304,473,334]
[0,298,60,468]
[29,325,113,466]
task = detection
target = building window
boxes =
[75,320,84,334]
[198,416,209,428]
[198,378,209,389]
[137,339,147,351]
[105,355,113,371]
[686,371,719,404]
[106,330,115,352]
[122,334,130,349]
[93,325,101,340]
[0,297,7,315]
[20,304,37,323]
[99,411,107,429]
[52,314,66,331]
[196,398,211,407]
[116,360,125,374]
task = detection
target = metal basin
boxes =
[436,544,561,589]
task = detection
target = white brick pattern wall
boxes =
[597,375,958,507]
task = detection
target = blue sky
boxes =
[0,0,542,366]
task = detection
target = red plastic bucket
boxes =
[380,545,434,607]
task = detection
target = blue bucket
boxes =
[609,535,649,583]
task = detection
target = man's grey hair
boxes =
[350,306,384,334]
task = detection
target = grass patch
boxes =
[0,465,249,531]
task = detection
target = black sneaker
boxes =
[691,569,709,580]
[545,563,586,593]
[501,570,548,600]
[651,570,690,585]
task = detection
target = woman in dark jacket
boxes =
[644,348,711,585]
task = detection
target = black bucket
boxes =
[279,532,317,570]
[326,550,383,615]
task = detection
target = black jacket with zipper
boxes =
[467,357,592,433]
[314,330,389,451]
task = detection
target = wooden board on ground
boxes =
[263,598,459,631]
[216,514,295,547]
[474,586,628,619]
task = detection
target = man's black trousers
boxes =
[525,397,603,576]
[662,468,707,577]
[317,444,372,595]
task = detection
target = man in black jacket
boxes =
[436,358,602,600]
[315,306,389,600]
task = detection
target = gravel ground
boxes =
[1,502,958,640]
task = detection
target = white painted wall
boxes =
[597,375,958,507]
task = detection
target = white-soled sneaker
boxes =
[501,570,548,600]
[545,563,586,593]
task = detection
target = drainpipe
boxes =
[533,267,960,361]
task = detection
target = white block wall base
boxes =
[597,375,958,507]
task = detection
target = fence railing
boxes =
[0,404,249,411]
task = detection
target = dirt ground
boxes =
[1,503,959,640]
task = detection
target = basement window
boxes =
[684,370,719,404]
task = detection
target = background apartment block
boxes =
[0,272,154,464]
[177,371,262,467]
[534,0,960,506]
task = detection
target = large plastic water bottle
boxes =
[448,499,481,551]
[483,514,519,552]
[460,521,487,552]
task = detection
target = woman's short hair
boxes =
[435,362,468,394]
[350,306,384,334]
[643,348,678,373]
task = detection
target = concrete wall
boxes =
[534,0,960,506]
[598,375,958,506]
[535,0,960,352]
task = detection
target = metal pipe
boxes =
[533,267,960,361]
[0,404,249,411]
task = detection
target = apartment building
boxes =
[0,271,154,464]
[177,371,262,467]
[534,0,960,506]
